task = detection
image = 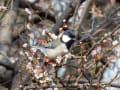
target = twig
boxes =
[86,24,120,56]
[58,79,120,88]
[0,0,11,20]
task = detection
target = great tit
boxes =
[32,30,76,59]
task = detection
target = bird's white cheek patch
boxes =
[62,35,71,43]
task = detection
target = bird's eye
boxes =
[62,35,71,43]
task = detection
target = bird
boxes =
[32,30,76,59]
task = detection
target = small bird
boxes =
[32,30,76,59]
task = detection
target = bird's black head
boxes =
[60,30,76,49]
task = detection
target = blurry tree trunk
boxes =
[0,0,19,89]
[52,0,78,35]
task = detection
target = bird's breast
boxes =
[45,43,68,59]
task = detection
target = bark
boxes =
[0,0,19,89]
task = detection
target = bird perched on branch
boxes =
[32,30,76,59]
